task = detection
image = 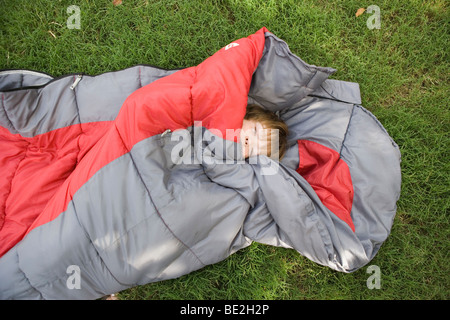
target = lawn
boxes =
[0,0,448,300]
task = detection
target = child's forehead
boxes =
[243,119,267,130]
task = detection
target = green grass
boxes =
[1,0,448,300]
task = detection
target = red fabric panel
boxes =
[114,67,196,150]
[0,121,112,257]
[192,27,267,141]
[296,140,355,232]
[25,122,128,237]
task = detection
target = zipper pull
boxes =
[161,129,172,137]
[70,74,82,90]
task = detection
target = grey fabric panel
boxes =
[313,79,362,105]
[249,32,336,112]
[132,128,252,266]
[244,157,363,272]
[45,129,251,295]
[75,71,140,123]
[0,201,126,299]
[252,161,332,265]
[139,66,179,87]
[193,125,366,271]
[0,247,43,299]
[190,125,345,268]
[72,150,202,287]
[251,77,361,163]
[278,164,371,272]
[0,70,53,91]
[341,105,401,259]
[280,97,354,153]
[0,77,78,137]
[276,103,400,271]
[279,143,300,171]
[274,81,399,271]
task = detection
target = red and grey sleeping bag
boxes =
[0,28,401,299]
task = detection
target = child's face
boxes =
[240,119,271,158]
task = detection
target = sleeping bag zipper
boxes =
[70,74,82,90]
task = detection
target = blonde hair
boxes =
[244,104,289,160]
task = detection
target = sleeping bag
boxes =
[0,28,401,299]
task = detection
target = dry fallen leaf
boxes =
[356,8,366,17]
[113,0,122,6]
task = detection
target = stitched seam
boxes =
[304,69,318,88]
[1,93,16,132]
[138,66,142,88]
[313,83,353,104]
[14,248,45,299]
[339,104,356,157]
[71,75,83,165]
[69,199,125,290]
